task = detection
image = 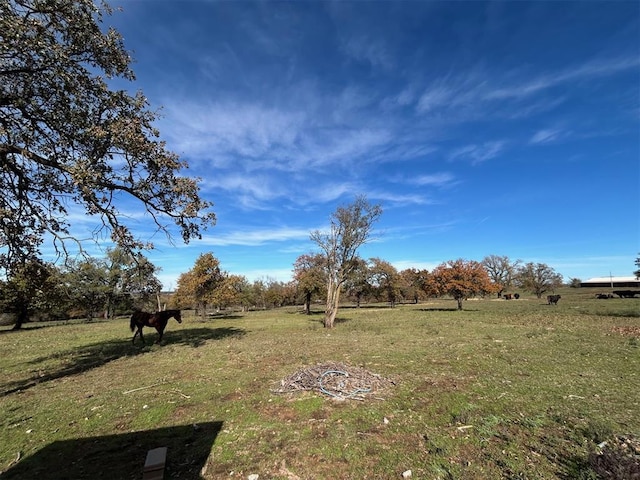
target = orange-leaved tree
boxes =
[428,259,497,310]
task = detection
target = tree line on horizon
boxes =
[0,244,566,330]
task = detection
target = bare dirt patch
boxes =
[611,326,640,337]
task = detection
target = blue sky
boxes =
[91,0,639,290]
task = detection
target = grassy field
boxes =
[0,289,638,479]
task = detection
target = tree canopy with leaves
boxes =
[368,258,401,307]
[293,253,327,315]
[310,196,382,328]
[0,0,215,271]
[428,259,497,310]
[0,258,58,328]
[516,262,563,298]
[173,252,225,319]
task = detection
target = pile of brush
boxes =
[272,361,394,400]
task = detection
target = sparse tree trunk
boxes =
[324,279,341,328]
[304,292,312,315]
[12,305,28,330]
[456,297,464,310]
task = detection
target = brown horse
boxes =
[130,309,182,344]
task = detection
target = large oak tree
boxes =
[0,0,215,272]
[516,262,563,298]
[482,255,521,297]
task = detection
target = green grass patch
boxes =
[0,290,638,478]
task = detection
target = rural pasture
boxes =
[1,289,638,479]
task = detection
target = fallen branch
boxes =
[4,451,21,471]
[170,389,191,399]
[456,425,474,431]
[123,383,164,395]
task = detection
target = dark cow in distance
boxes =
[547,294,561,305]
[613,290,638,298]
[504,293,512,300]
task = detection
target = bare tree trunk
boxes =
[324,280,340,328]
[303,292,312,315]
[12,306,27,330]
[456,297,464,310]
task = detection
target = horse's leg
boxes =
[156,326,164,344]
[138,326,145,345]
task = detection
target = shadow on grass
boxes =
[0,327,245,397]
[295,310,324,317]
[200,313,245,320]
[304,314,351,325]
[418,307,463,312]
[0,318,111,334]
[1,421,223,480]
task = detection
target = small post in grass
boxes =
[143,447,167,480]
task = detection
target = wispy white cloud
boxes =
[486,56,640,101]
[449,141,506,165]
[404,55,638,123]
[409,172,456,187]
[416,86,454,113]
[414,72,487,115]
[368,190,434,206]
[198,226,311,247]
[340,35,394,70]
[162,100,304,164]
[529,128,565,145]
[203,173,284,202]
[304,181,362,204]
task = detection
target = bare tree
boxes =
[310,196,382,328]
[482,255,521,297]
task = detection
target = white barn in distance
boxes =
[580,276,640,288]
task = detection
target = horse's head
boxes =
[173,310,182,324]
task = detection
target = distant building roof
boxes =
[580,276,640,288]
[583,276,638,283]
